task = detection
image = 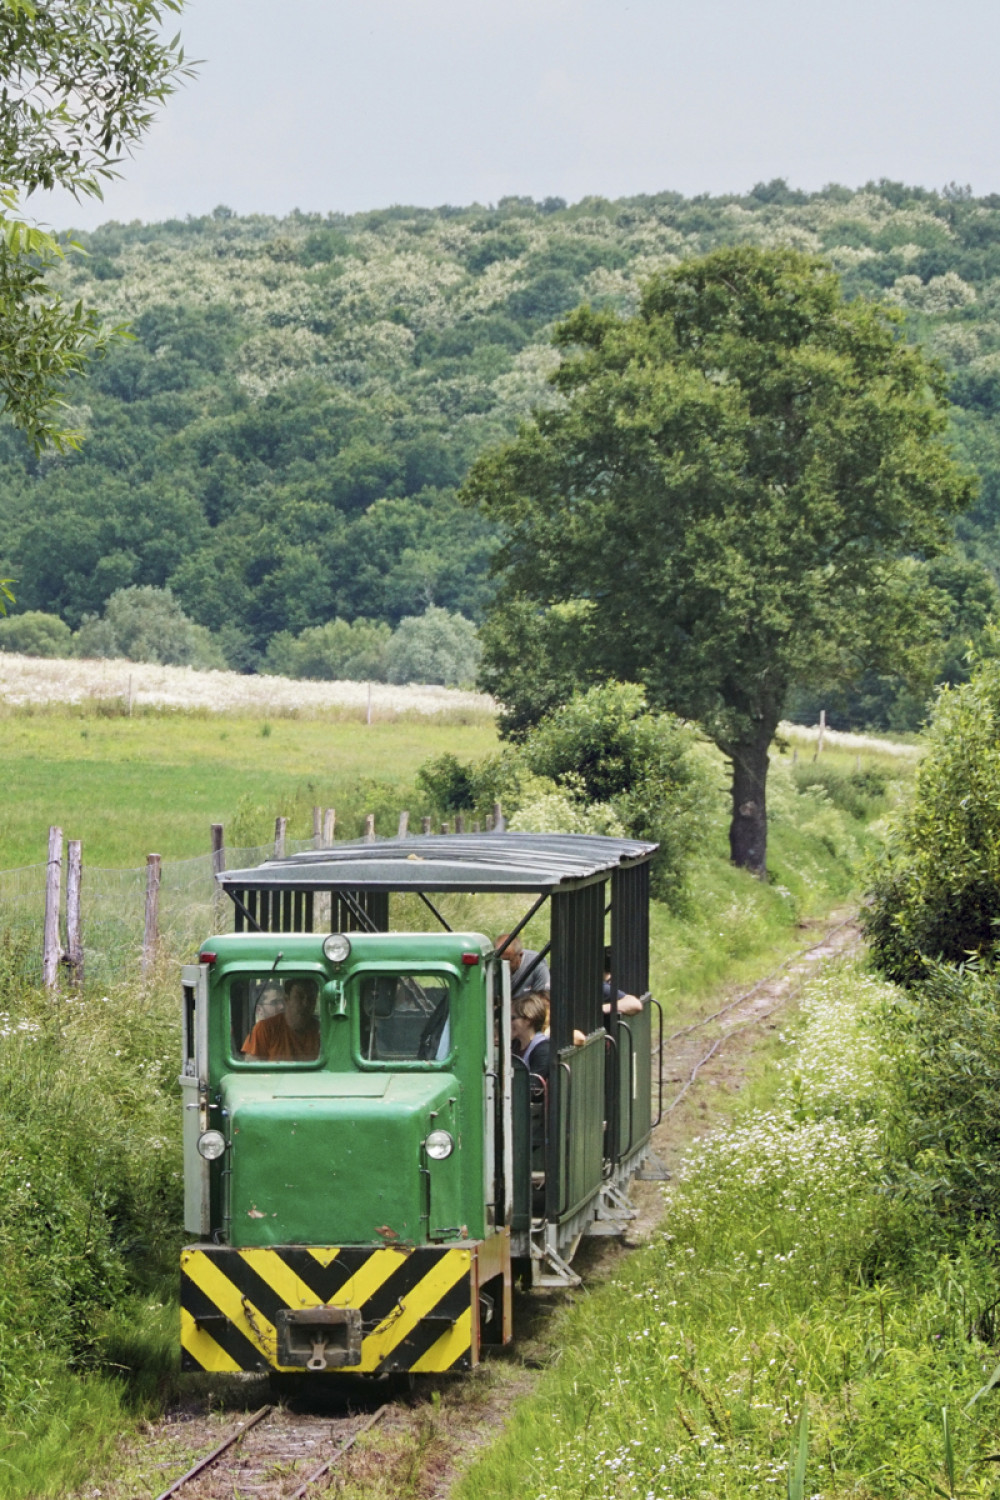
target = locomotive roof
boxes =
[220,832,658,894]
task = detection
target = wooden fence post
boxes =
[441,821,449,835]
[323,808,336,845]
[813,709,826,763]
[421,816,432,834]
[142,854,161,979]
[364,813,376,842]
[312,806,322,848]
[397,810,409,838]
[66,839,83,990]
[455,813,464,834]
[473,820,481,833]
[43,825,63,990]
[211,823,225,923]
[492,801,505,832]
[485,814,494,832]
[274,816,287,859]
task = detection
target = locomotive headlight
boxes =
[197,1129,227,1161]
[425,1129,454,1160]
[323,933,352,965]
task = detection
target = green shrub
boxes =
[414,682,715,906]
[879,961,1000,1223]
[384,606,480,687]
[0,982,180,1422]
[415,752,476,812]
[74,586,227,670]
[508,789,624,836]
[262,617,391,681]
[865,652,1000,982]
[0,610,73,658]
[521,682,715,905]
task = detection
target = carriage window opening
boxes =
[229,975,322,1063]
[359,974,451,1063]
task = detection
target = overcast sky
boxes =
[36,0,1000,231]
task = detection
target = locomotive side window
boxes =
[358,974,451,1063]
[228,975,322,1063]
[182,983,197,1077]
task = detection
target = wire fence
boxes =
[0,838,316,990]
[1,803,507,991]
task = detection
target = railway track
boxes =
[154,1401,389,1500]
[150,918,858,1497]
[656,913,862,1115]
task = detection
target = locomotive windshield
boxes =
[358,973,451,1063]
[228,974,322,1063]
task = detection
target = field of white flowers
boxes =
[0,653,493,717]
[459,962,1000,1500]
[778,721,921,760]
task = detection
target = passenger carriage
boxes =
[180,832,662,1378]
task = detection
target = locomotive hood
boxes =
[221,1071,464,1249]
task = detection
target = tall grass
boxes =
[0,975,184,1498]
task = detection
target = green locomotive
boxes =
[180,833,661,1378]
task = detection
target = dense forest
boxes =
[4,179,1000,716]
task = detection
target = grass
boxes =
[0,717,916,1497]
[455,961,1000,1500]
[0,705,498,867]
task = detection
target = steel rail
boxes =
[153,1399,390,1500]
[654,913,859,1057]
[153,1404,274,1499]
[661,927,864,1117]
[288,1402,390,1496]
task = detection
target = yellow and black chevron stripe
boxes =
[181,1244,475,1375]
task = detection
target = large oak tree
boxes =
[464,247,975,875]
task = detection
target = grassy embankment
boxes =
[454,954,1000,1500]
[0,709,912,1498]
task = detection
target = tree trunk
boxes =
[728,722,775,878]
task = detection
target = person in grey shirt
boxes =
[496,932,550,999]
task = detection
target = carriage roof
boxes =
[220,832,658,895]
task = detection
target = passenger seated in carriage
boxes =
[510,991,549,1083]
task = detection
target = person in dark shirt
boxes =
[602,946,643,1022]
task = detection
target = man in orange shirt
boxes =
[243,978,320,1061]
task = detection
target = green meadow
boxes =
[0,704,497,869]
[0,700,921,1497]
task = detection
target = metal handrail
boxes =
[484,1067,501,1225]
[616,1019,635,1164]
[602,1029,619,1181]
[557,1058,573,1219]
[648,995,664,1124]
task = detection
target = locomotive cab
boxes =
[180,833,659,1379]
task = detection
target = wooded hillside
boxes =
[5,180,1000,693]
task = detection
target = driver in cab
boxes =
[242,978,320,1061]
